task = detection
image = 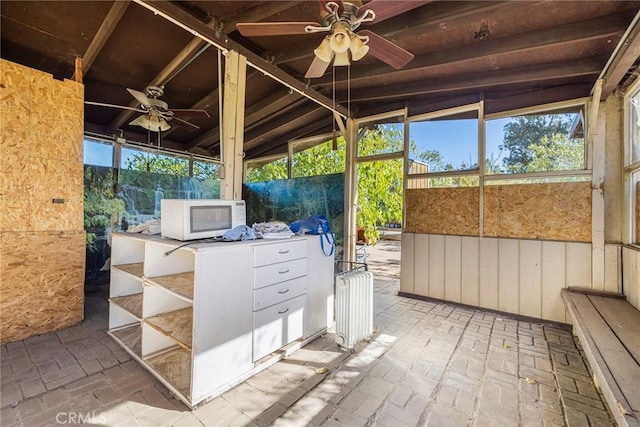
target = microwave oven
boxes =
[160,199,247,241]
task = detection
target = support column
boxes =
[590,80,606,291]
[221,50,247,200]
[344,118,357,262]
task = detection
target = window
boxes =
[408,111,479,174]
[357,113,404,158]
[292,137,345,178]
[485,105,586,175]
[83,138,113,167]
[120,146,189,176]
[245,155,288,183]
[627,82,640,244]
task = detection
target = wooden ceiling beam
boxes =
[107,19,217,133]
[272,1,511,66]
[185,88,302,150]
[245,115,332,159]
[345,57,603,102]
[73,0,130,80]
[312,11,628,89]
[601,12,640,97]
[133,0,349,117]
[243,104,327,151]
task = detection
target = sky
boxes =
[408,117,511,169]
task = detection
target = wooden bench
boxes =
[561,288,640,427]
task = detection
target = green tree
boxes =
[526,133,584,172]
[501,114,573,173]
[246,125,407,245]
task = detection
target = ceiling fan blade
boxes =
[170,109,211,119]
[84,101,146,113]
[358,0,434,23]
[237,22,320,36]
[358,30,414,69]
[172,116,201,131]
[127,88,152,107]
[305,56,331,79]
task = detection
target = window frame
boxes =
[624,79,640,245]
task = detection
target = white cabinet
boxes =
[108,233,333,408]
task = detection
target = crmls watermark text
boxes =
[56,411,107,424]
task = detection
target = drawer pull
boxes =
[278,249,290,254]
[278,288,290,294]
[278,269,290,274]
[278,308,290,314]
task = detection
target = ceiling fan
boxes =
[85,86,210,132]
[236,0,430,78]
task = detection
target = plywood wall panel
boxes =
[428,235,445,299]
[622,247,640,310]
[484,182,591,242]
[401,234,592,323]
[444,236,462,302]
[566,242,592,287]
[460,236,480,306]
[498,239,519,314]
[0,231,85,342]
[414,234,430,296]
[479,238,499,310]
[0,59,84,343]
[404,188,479,236]
[604,244,621,294]
[400,233,415,294]
[541,241,566,323]
[519,240,542,319]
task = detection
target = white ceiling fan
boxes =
[85,86,210,132]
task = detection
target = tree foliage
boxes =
[500,114,575,173]
[246,125,405,244]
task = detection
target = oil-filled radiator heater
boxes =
[334,270,374,349]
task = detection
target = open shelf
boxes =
[146,348,191,400]
[146,272,194,301]
[110,324,142,356]
[144,307,193,350]
[110,293,143,319]
[113,262,144,278]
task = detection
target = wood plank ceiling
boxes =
[1,1,639,160]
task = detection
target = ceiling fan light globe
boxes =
[333,50,351,66]
[133,114,171,132]
[350,35,369,61]
[330,30,350,53]
[314,37,334,63]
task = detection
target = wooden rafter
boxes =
[132,0,349,118]
[311,11,628,89]
[73,0,130,80]
[601,11,640,97]
[345,57,602,102]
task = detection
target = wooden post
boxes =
[74,57,83,83]
[590,79,605,291]
[220,51,247,200]
[344,118,357,262]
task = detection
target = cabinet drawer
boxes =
[254,276,306,311]
[253,294,305,361]
[254,240,307,267]
[254,258,307,289]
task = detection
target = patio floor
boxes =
[1,240,615,426]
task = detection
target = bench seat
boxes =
[561,288,640,427]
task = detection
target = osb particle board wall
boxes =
[404,187,479,236]
[0,59,85,343]
[484,182,591,242]
[404,182,591,242]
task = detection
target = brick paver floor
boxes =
[1,240,615,426]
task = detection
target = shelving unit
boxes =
[108,233,334,408]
